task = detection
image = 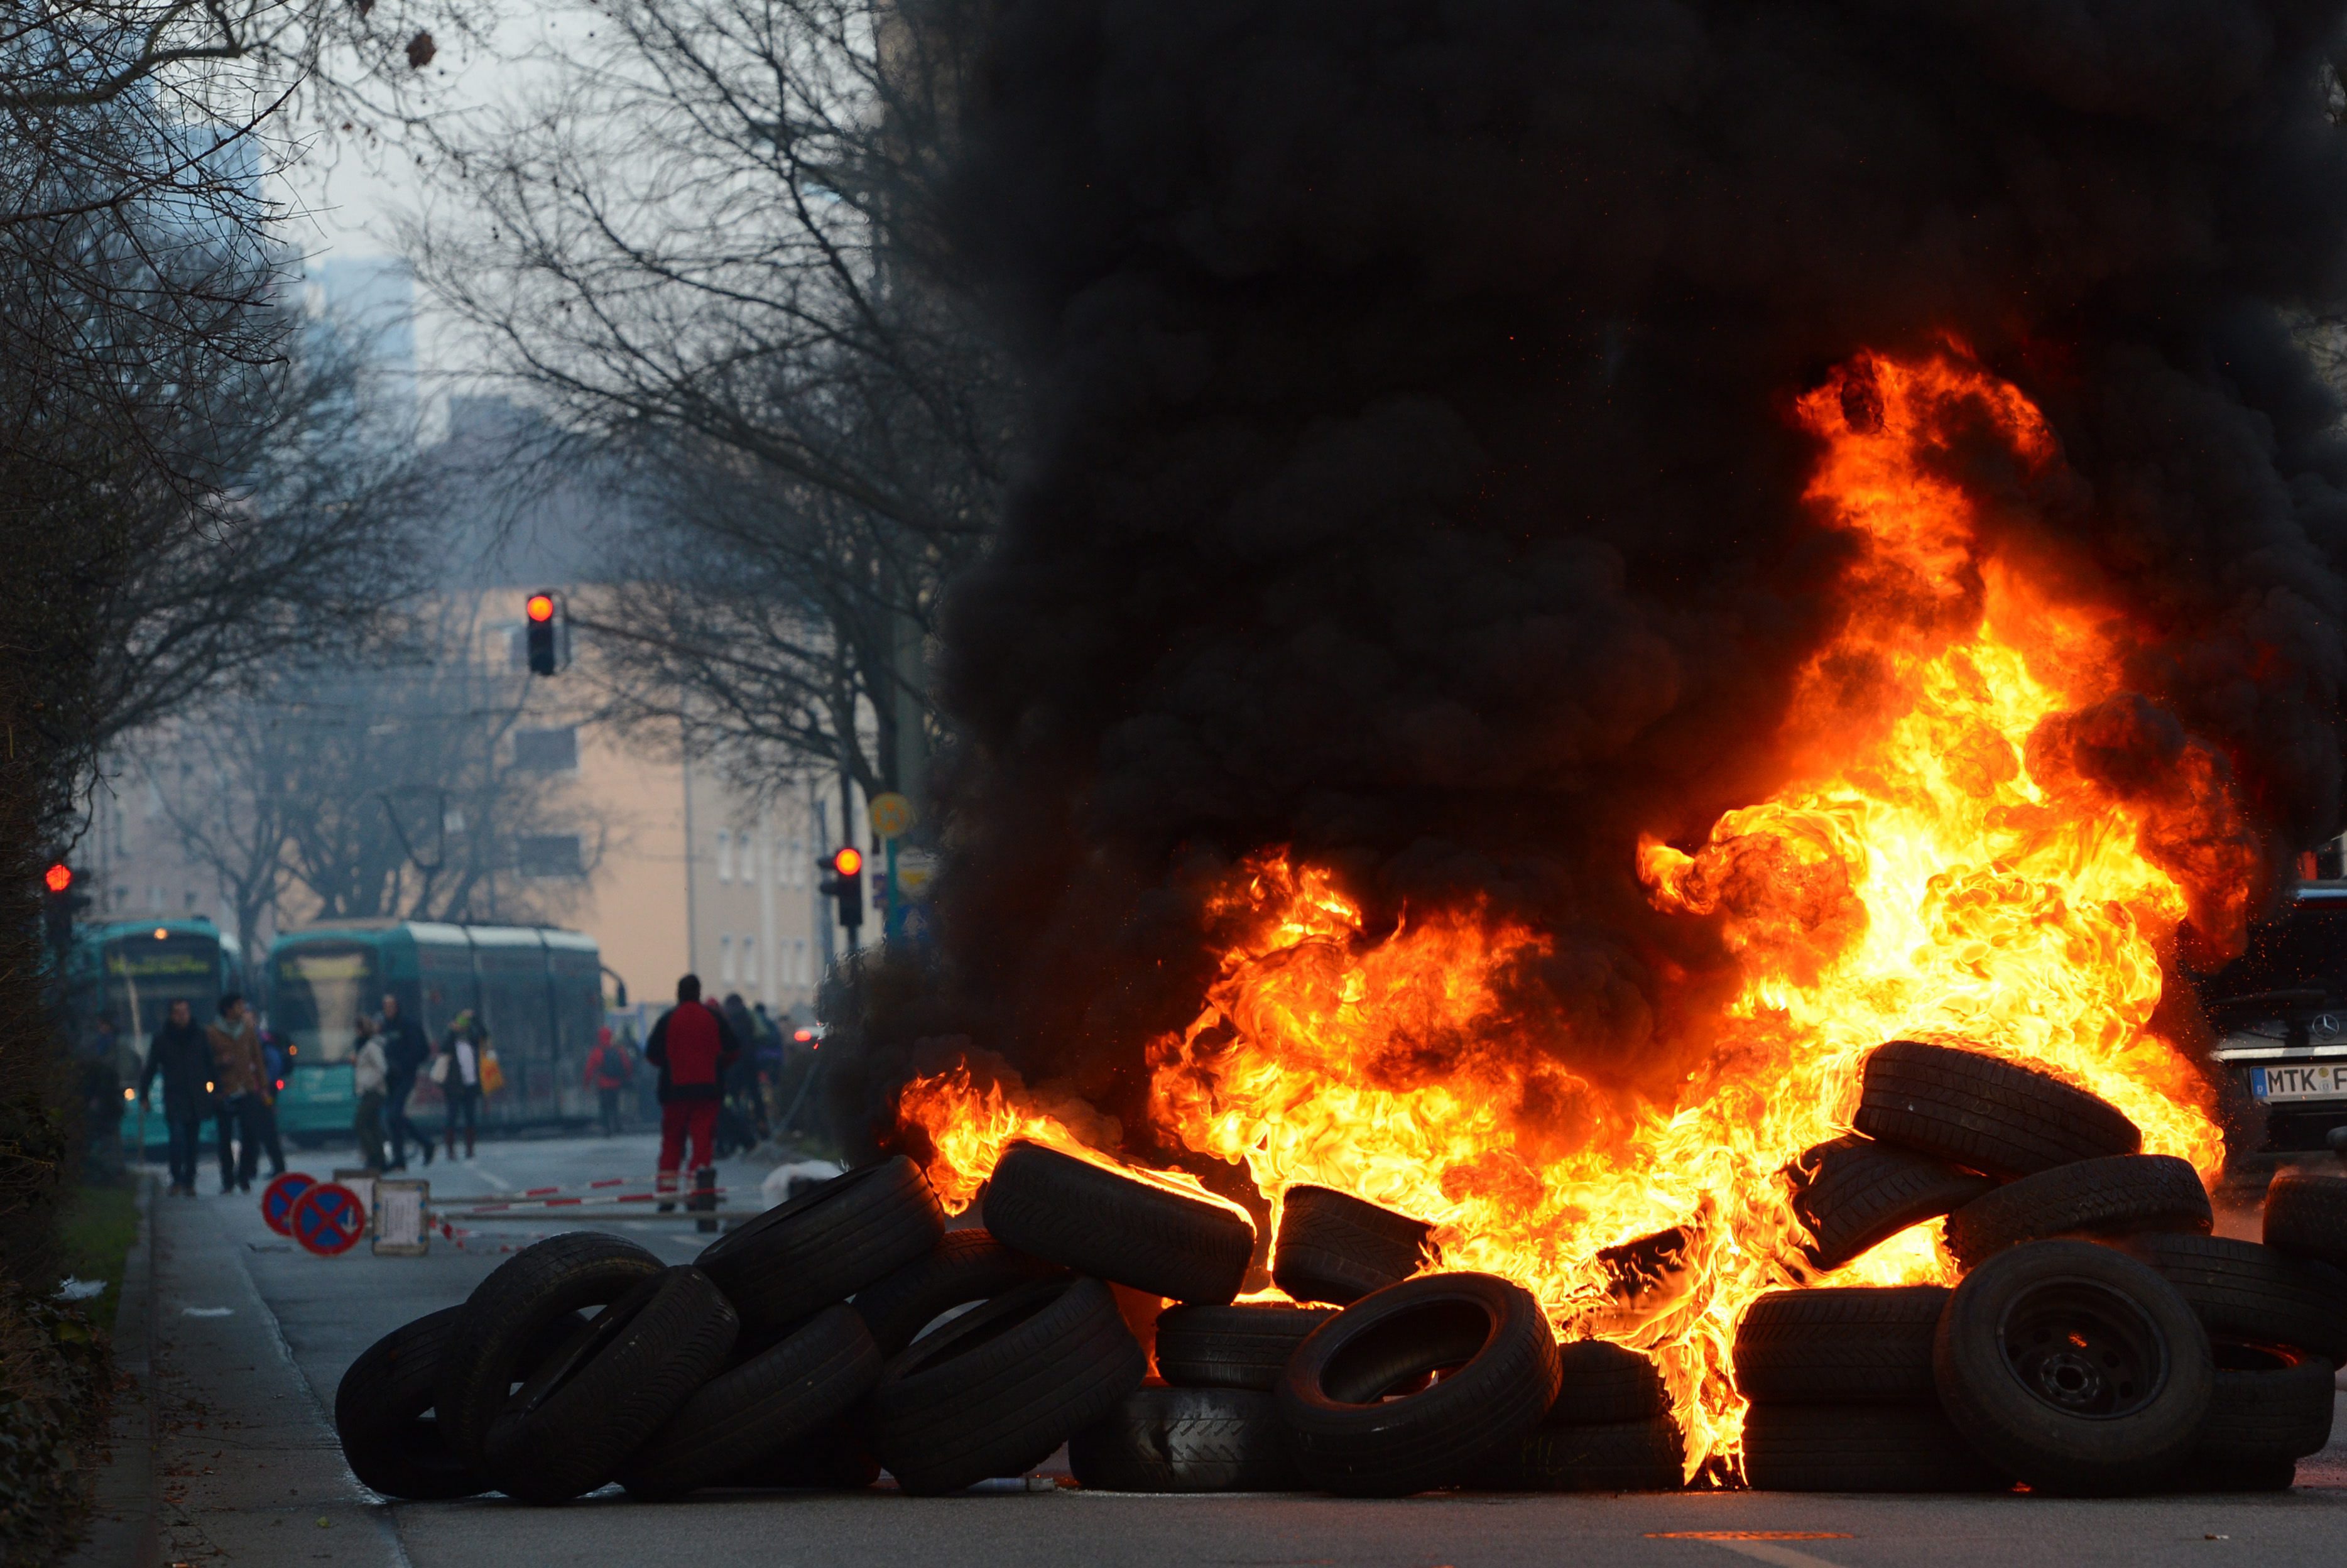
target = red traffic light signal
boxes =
[43,863,71,894]
[524,591,562,675]
[819,846,865,930]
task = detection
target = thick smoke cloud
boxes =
[859,0,2347,1147]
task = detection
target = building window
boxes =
[515,834,585,878]
[787,836,805,888]
[792,937,810,986]
[511,726,579,771]
[719,934,735,983]
[716,830,732,883]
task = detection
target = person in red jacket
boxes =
[644,974,741,1203]
[582,1026,634,1137]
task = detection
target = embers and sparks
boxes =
[896,348,2251,1479]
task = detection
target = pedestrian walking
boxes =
[352,1025,389,1172]
[205,994,268,1194]
[582,1026,633,1136]
[379,994,433,1169]
[250,1026,288,1178]
[137,999,212,1196]
[437,1010,485,1160]
[644,976,741,1209]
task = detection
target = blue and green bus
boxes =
[69,918,242,1156]
[268,920,605,1146]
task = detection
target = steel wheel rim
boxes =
[1995,1275,2169,1419]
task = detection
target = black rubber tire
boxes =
[1742,1405,2007,1493]
[1788,1134,1996,1272]
[1153,1303,1335,1390]
[1933,1239,2212,1496]
[1945,1155,2211,1270]
[2116,1232,2347,1361]
[850,1228,1068,1356]
[334,1308,587,1500]
[1069,1386,1300,1492]
[1854,1040,2140,1178]
[2265,1171,2347,1271]
[982,1141,1255,1305]
[697,1157,945,1339]
[1277,1271,1562,1496]
[1272,1187,1437,1306]
[616,1304,882,1500]
[861,1276,1147,1494]
[436,1232,665,1474]
[482,1266,740,1504]
[2192,1342,2336,1465]
[1733,1287,1947,1405]
[1469,1416,1682,1492]
[1550,1341,1670,1425]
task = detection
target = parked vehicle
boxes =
[2192,886,2347,1154]
[269,921,604,1148]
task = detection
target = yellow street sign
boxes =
[868,792,917,841]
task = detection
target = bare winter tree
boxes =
[407,0,1011,817]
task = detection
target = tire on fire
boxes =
[1944,1154,2211,1271]
[618,1303,881,1500]
[1932,1239,2211,1495]
[483,1266,739,1504]
[1277,1271,1561,1496]
[1854,1040,2140,1178]
[1271,1186,1438,1305]
[1733,1286,1946,1405]
[697,1156,945,1340]
[1787,1134,1995,1272]
[1549,1340,1672,1426]
[981,1141,1255,1304]
[861,1277,1146,1494]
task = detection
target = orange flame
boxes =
[898,347,2248,1481]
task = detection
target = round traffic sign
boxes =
[261,1171,316,1235]
[868,791,917,840]
[291,1182,367,1256]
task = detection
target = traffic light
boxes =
[819,845,864,934]
[41,863,86,959]
[525,591,562,675]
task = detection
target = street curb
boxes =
[65,1170,160,1568]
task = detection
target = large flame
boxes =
[898,349,2251,1480]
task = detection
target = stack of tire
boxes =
[1748,1038,2347,1494]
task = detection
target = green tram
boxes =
[269,921,605,1146]
[71,919,243,1158]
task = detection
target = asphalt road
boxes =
[92,1132,2347,1568]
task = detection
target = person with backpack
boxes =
[643,975,741,1208]
[582,1026,634,1136]
[379,993,433,1169]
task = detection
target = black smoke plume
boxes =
[848,0,2347,1152]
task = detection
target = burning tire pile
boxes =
[335,1042,2346,1502]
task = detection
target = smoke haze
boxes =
[862,0,2347,1150]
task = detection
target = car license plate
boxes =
[2250,1062,2347,1102]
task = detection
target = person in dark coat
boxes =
[644,975,740,1207]
[138,999,213,1196]
[379,993,433,1169]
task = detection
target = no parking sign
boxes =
[290,1182,368,1256]
[260,1172,315,1236]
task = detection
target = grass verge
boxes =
[58,1180,139,1334]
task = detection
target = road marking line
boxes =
[1696,1542,1853,1568]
